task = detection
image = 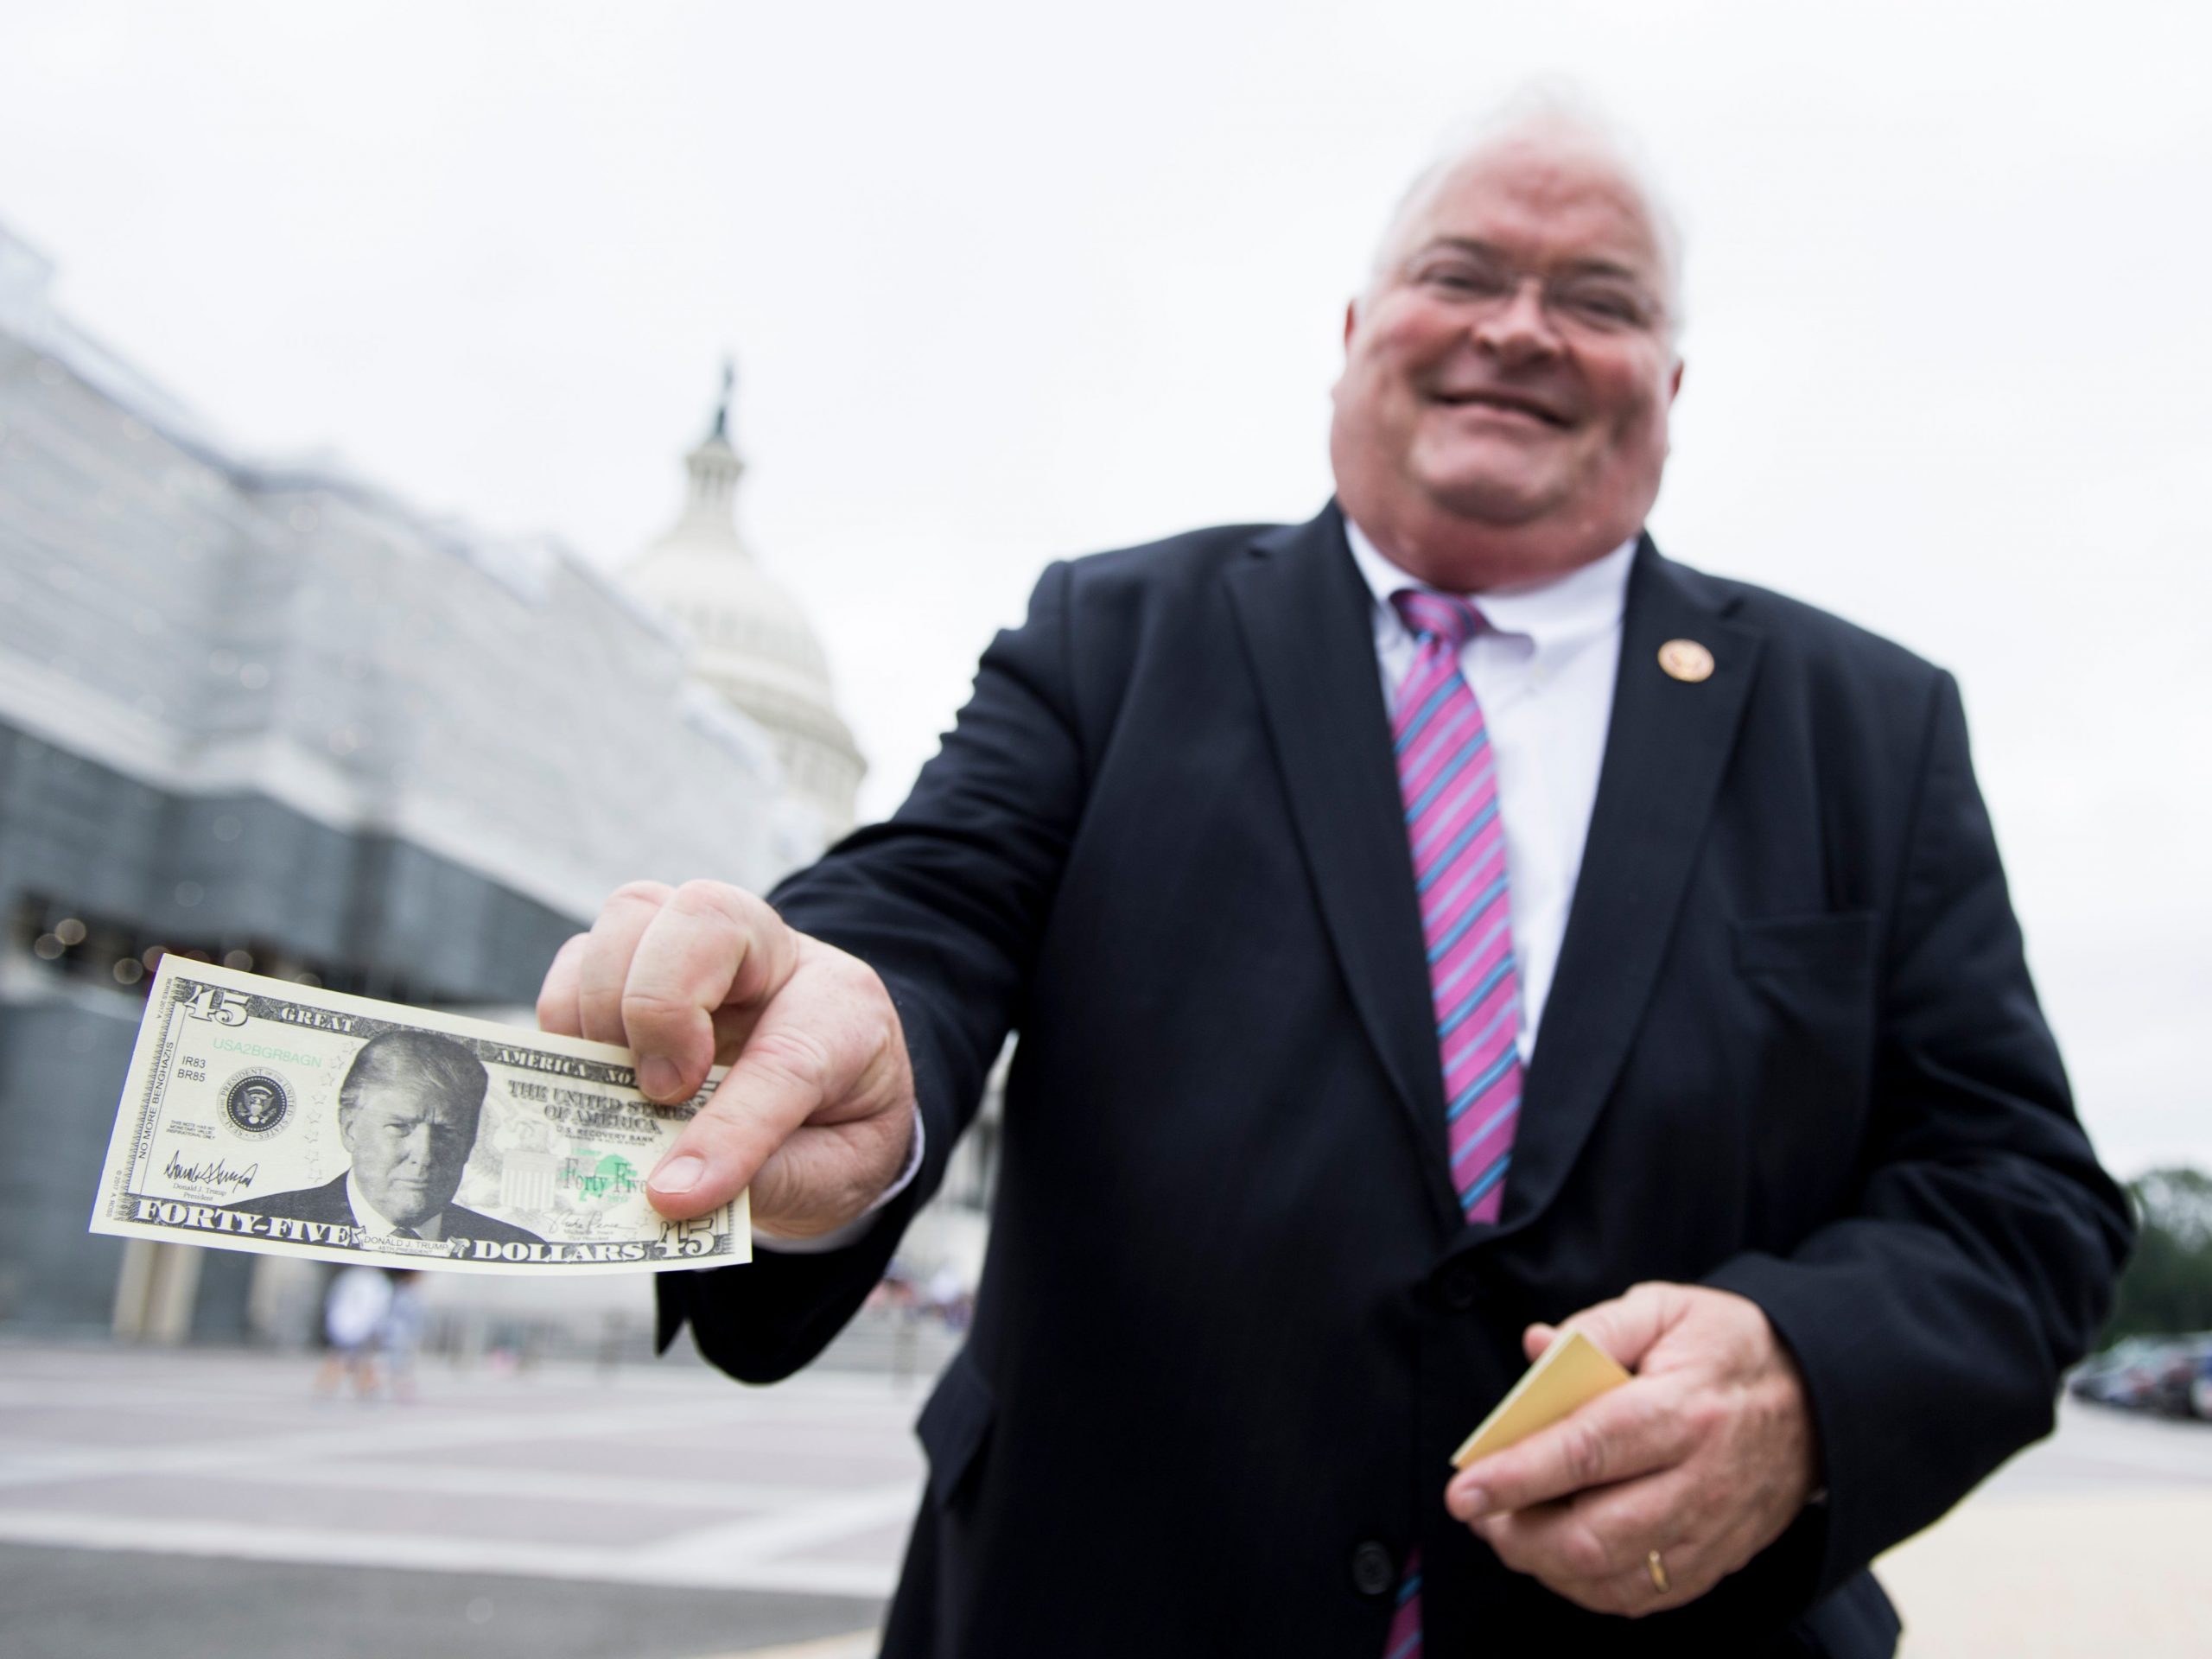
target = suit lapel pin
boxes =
[1657,639,1714,683]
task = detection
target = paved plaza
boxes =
[2,1335,2208,1657]
[1878,1393,2212,1658]
[0,1335,913,1658]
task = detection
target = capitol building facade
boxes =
[0,216,933,1344]
[629,373,866,841]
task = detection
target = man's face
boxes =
[1330,138,1681,578]
[340,1079,480,1228]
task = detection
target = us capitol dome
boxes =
[627,369,866,839]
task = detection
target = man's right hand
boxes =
[535,880,917,1239]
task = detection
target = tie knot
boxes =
[1391,588,1482,649]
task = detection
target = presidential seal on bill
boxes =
[221,1072,291,1139]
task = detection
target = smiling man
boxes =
[1332,128,1680,588]
[540,100,2126,1656]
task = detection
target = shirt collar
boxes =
[1343,515,1638,653]
[346,1168,443,1241]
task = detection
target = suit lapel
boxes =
[1498,537,1764,1235]
[1224,505,1465,1231]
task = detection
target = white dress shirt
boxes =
[1344,518,1635,1060]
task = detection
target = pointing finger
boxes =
[648,1008,839,1218]
[645,937,912,1224]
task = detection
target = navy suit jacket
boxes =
[660,505,2128,1656]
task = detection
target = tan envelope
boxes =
[1450,1328,1632,1470]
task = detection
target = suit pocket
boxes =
[1726,912,1881,1236]
[915,1348,995,1509]
[1732,911,1878,980]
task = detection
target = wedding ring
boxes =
[1645,1549,1671,1595]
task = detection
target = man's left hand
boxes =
[1445,1281,1818,1618]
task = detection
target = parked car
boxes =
[2069,1334,2212,1419]
[2069,1338,2162,1407]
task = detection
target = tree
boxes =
[2102,1166,2212,1342]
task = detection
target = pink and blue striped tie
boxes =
[1382,588,1525,1659]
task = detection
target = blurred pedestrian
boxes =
[380,1270,428,1402]
[315,1264,391,1399]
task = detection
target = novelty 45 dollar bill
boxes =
[88,956,749,1274]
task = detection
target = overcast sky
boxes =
[3,1,2205,1176]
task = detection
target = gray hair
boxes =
[1369,86,1687,343]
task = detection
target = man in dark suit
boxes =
[232,1029,542,1246]
[537,106,2127,1655]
